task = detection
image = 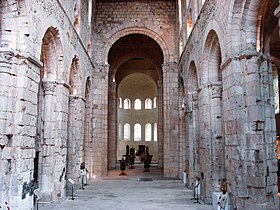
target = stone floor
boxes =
[39,164,212,210]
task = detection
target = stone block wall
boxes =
[179,0,279,208]
[94,0,177,63]
[0,0,96,209]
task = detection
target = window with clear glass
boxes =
[153,97,157,108]
[134,123,141,141]
[134,99,141,110]
[124,98,131,109]
[124,123,130,141]
[145,98,152,109]
[118,97,122,108]
[154,123,157,141]
[145,123,152,141]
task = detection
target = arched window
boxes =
[134,123,141,141]
[145,123,152,141]
[124,123,130,141]
[134,99,141,110]
[154,123,157,141]
[124,98,131,109]
[153,97,157,108]
[118,97,122,108]
[145,98,152,109]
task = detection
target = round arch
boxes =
[102,26,170,65]
[228,0,263,51]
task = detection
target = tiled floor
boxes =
[39,165,212,210]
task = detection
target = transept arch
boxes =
[101,26,170,65]
[107,33,164,170]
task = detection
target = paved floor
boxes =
[40,165,212,210]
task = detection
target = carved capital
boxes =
[42,80,56,95]
[210,82,222,99]
[0,48,15,64]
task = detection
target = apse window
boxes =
[145,123,152,141]
[145,98,152,109]
[124,98,131,109]
[134,123,141,141]
[118,97,122,108]
[153,97,157,108]
[124,123,130,141]
[154,123,157,141]
[134,99,141,110]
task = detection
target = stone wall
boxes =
[179,0,279,208]
[0,0,96,209]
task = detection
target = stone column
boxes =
[162,62,179,177]
[0,48,16,208]
[157,79,164,168]
[40,79,57,201]
[209,81,224,192]
[187,90,199,187]
[178,94,186,176]
[67,95,85,189]
[0,48,15,146]
[92,63,109,177]
[108,76,117,169]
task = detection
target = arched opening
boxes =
[83,78,92,178]
[36,27,65,202]
[107,34,163,173]
[201,30,223,201]
[186,61,199,189]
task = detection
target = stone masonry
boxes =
[0,0,279,210]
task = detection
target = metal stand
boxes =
[36,198,39,210]
[191,180,201,204]
[70,185,75,200]
[67,178,75,200]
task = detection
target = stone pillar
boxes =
[67,95,85,189]
[178,93,186,176]
[222,54,279,209]
[108,76,117,169]
[0,48,16,209]
[0,48,15,146]
[157,79,164,168]
[40,80,57,201]
[187,90,199,187]
[92,63,109,177]
[209,81,224,192]
[162,62,179,177]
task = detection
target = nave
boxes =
[40,165,212,210]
